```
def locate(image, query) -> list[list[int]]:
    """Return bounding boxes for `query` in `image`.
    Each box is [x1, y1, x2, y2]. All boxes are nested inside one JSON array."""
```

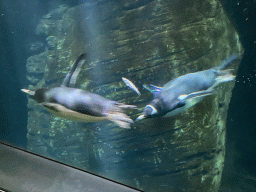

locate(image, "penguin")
[[22, 53, 137, 128], [136, 54, 240, 121]]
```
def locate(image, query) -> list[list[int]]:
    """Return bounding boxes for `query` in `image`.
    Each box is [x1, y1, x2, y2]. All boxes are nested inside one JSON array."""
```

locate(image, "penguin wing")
[[177, 89, 216, 102], [67, 102, 106, 117], [40, 102, 60, 112], [61, 53, 87, 87], [143, 84, 162, 98], [162, 89, 215, 113]]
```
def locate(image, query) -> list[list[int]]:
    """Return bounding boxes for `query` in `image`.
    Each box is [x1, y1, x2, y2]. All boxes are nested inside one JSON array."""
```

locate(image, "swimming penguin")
[[136, 54, 239, 121], [22, 53, 137, 128]]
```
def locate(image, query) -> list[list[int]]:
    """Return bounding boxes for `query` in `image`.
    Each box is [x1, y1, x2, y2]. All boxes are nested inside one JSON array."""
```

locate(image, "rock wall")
[[26, 0, 243, 191]]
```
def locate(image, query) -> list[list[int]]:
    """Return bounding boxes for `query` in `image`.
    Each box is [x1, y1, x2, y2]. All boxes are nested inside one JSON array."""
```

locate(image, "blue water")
[[0, 0, 255, 191]]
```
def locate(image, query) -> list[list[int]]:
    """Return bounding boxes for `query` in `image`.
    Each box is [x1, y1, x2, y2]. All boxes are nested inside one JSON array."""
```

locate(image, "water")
[[0, 0, 255, 191]]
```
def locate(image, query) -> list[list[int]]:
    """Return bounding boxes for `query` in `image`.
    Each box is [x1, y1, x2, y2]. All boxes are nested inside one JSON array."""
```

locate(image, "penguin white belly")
[[42, 103, 106, 122], [163, 97, 204, 117]]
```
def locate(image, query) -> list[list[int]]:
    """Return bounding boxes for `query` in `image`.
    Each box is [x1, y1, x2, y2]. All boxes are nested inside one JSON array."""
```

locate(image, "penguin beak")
[[136, 114, 145, 121], [21, 89, 35, 96]]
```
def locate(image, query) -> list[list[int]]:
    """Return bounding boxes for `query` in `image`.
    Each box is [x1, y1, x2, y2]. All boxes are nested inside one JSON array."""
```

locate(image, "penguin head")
[[21, 88, 47, 103], [136, 98, 165, 121]]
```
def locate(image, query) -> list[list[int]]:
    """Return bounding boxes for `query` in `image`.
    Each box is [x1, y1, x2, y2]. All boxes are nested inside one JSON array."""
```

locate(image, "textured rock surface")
[[25, 1, 243, 191]]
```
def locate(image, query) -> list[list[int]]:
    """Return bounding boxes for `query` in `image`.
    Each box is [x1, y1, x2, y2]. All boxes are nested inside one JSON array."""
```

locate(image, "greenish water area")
[[0, 0, 255, 191]]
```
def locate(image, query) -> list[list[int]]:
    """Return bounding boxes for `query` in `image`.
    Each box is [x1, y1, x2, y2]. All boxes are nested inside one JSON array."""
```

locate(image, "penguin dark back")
[[21, 53, 137, 129], [136, 54, 240, 121]]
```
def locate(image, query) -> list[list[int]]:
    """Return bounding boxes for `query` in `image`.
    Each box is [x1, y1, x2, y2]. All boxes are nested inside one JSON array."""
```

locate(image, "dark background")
[[219, 1, 256, 190], [0, 0, 79, 148], [0, 0, 255, 190]]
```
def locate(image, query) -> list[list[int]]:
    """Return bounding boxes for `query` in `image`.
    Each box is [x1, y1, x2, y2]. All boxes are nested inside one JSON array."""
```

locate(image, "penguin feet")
[[216, 69, 236, 83], [114, 103, 138, 109], [104, 102, 138, 128], [106, 112, 134, 129]]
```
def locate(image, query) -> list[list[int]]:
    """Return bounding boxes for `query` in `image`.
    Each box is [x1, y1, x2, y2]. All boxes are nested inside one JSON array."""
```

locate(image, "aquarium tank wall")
[[0, 0, 255, 191]]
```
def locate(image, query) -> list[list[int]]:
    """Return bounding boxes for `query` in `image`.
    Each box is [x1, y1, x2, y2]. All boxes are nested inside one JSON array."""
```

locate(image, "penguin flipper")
[[143, 84, 162, 98], [178, 89, 216, 102], [149, 84, 162, 90], [143, 84, 162, 92], [40, 102, 60, 112], [61, 53, 87, 87]]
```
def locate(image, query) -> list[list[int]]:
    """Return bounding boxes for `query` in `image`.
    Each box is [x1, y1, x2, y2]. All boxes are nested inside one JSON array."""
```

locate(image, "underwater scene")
[[0, 0, 255, 191]]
